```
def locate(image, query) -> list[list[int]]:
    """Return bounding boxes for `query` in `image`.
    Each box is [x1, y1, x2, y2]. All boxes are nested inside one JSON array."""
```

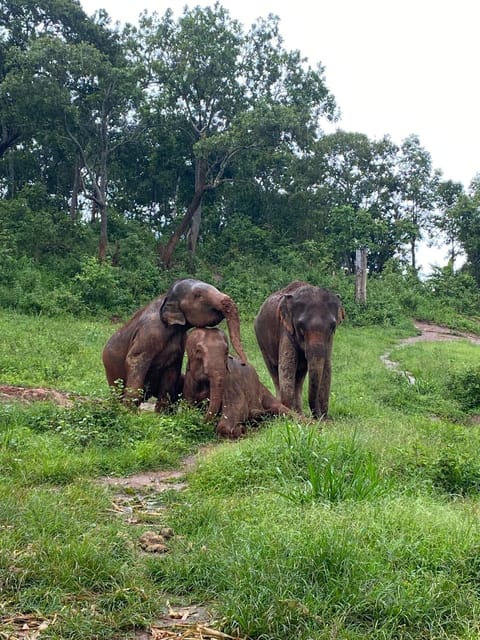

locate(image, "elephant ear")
[[337, 304, 346, 325], [160, 298, 186, 326], [279, 294, 294, 334]]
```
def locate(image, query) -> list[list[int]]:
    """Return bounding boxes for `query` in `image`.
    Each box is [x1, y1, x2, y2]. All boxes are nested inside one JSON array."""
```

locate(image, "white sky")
[[81, 0, 480, 271]]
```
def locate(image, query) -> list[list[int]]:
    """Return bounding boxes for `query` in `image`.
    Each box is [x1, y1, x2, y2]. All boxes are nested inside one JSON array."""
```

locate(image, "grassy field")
[[2, 310, 480, 639]]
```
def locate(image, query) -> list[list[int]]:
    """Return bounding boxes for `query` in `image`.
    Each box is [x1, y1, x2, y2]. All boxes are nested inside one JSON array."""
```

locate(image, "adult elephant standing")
[[102, 279, 248, 410], [254, 281, 344, 419]]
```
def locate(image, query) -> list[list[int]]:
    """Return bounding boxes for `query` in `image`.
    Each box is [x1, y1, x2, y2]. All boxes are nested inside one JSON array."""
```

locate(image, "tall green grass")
[[2, 310, 480, 638]]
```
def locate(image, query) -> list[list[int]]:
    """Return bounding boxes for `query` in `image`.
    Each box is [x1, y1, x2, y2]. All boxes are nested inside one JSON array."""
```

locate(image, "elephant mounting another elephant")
[[254, 281, 344, 419], [102, 279, 248, 410], [183, 327, 293, 439]]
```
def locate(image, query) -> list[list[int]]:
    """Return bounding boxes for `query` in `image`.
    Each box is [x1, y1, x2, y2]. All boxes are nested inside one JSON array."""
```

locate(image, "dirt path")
[[381, 320, 480, 383]]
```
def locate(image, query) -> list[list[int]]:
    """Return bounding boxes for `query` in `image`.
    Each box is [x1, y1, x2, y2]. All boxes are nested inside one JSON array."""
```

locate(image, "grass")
[[2, 310, 480, 638]]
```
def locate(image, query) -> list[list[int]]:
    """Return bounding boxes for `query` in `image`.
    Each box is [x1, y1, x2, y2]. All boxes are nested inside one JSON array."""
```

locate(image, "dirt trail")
[[381, 320, 480, 383]]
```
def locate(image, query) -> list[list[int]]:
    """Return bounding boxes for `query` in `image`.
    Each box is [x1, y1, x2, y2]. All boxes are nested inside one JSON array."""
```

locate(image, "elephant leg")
[[155, 361, 183, 412], [294, 356, 307, 413], [278, 334, 299, 410], [124, 355, 153, 406]]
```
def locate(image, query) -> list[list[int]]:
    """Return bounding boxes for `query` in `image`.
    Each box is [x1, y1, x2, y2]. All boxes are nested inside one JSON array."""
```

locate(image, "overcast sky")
[[81, 0, 480, 270]]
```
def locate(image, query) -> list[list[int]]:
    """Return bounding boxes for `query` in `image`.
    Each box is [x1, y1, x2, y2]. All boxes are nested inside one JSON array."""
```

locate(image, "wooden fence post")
[[355, 247, 367, 304]]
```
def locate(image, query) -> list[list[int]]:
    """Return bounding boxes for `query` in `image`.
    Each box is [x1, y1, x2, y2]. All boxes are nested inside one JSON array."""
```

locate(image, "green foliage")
[[424, 264, 480, 315], [431, 452, 480, 496], [2, 0, 480, 634], [448, 366, 480, 410], [73, 257, 123, 314]]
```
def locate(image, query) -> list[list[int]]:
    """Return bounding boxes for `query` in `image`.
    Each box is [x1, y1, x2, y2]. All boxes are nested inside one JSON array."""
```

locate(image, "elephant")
[[183, 327, 292, 439], [102, 279, 248, 410], [254, 281, 345, 419]]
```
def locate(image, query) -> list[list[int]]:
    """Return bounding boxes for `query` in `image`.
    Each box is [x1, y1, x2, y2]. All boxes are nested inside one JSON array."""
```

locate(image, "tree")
[[0, 0, 117, 163], [0, 1, 140, 259], [301, 131, 401, 272], [132, 3, 337, 268], [435, 179, 464, 267], [60, 41, 142, 259], [396, 135, 440, 271], [453, 175, 480, 285]]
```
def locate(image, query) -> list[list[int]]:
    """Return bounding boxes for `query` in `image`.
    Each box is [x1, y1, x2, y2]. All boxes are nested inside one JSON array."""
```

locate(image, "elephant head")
[[160, 279, 248, 363], [184, 327, 229, 420], [279, 284, 344, 418]]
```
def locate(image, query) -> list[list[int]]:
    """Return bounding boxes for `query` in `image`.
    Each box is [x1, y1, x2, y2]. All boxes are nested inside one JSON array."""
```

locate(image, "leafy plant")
[[448, 366, 480, 410], [431, 452, 480, 496], [276, 424, 389, 504]]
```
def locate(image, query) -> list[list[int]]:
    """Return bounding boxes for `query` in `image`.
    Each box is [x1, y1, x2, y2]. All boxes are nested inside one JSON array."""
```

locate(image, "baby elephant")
[[183, 328, 291, 439]]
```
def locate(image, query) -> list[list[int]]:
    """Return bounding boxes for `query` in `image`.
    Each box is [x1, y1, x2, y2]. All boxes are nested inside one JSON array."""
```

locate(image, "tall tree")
[[301, 131, 401, 272], [435, 179, 464, 267], [0, 1, 141, 259], [131, 3, 337, 268], [396, 134, 440, 270], [0, 0, 117, 162], [453, 175, 480, 285]]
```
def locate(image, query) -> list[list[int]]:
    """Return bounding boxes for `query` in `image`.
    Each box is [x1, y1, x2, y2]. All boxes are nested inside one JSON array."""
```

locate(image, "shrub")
[[448, 366, 480, 410], [431, 453, 480, 496], [73, 257, 123, 314]]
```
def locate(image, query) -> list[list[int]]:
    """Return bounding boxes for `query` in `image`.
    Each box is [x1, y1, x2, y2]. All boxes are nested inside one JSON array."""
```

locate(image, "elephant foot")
[[122, 396, 142, 410], [216, 421, 246, 439], [312, 412, 330, 422], [154, 397, 175, 413]]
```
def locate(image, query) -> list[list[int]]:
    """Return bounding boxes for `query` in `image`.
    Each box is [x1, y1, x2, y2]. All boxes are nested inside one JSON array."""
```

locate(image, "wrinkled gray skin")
[[102, 279, 247, 411], [254, 281, 345, 419], [183, 327, 291, 439]]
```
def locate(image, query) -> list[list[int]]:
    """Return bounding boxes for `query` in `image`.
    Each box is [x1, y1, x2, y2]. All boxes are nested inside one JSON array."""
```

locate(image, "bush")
[[431, 453, 480, 496], [448, 366, 480, 410], [73, 257, 124, 314]]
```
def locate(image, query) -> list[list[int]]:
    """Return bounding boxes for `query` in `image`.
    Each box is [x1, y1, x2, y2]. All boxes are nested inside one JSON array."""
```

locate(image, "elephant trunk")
[[306, 344, 327, 419], [206, 370, 225, 421], [220, 295, 248, 364]]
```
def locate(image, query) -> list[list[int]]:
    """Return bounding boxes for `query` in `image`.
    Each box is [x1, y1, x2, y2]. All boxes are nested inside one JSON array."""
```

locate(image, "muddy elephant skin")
[[254, 281, 344, 419], [183, 327, 291, 439], [102, 279, 247, 410]]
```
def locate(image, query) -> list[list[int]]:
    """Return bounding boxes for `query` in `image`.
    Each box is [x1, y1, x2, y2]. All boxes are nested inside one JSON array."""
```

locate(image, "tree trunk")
[[187, 158, 207, 260], [160, 186, 208, 269], [97, 150, 108, 262], [99, 204, 108, 262], [70, 156, 81, 221], [411, 237, 416, 271], [0, 126, 20, 159]]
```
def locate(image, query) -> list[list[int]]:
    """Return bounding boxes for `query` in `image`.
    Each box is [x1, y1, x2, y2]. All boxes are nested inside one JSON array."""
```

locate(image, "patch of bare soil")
[[97, 451, 206, 493], [98, 449, 222, 637], [0, 384, 73, 406], [402, 321, 480, 345]]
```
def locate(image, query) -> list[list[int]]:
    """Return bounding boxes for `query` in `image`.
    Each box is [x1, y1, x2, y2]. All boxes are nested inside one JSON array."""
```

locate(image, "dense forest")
[[1, 0, 480, 322]]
